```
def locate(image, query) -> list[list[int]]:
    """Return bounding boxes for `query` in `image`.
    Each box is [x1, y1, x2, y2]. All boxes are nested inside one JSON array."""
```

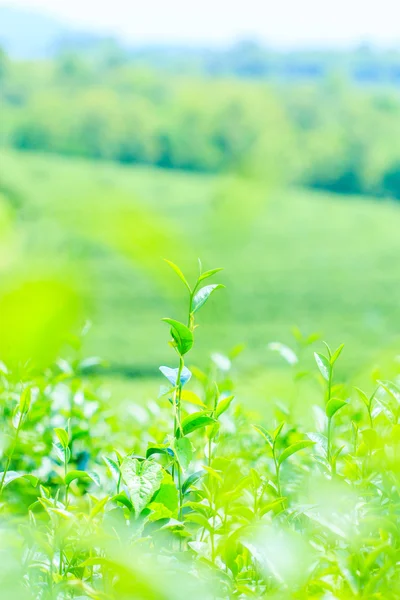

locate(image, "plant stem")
[[273, 449, 284, 510], [327, 416, 332, 467], [0, 415, 23, 496]]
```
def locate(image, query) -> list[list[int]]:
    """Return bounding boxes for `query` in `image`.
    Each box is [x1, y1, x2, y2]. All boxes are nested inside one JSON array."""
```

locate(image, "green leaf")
[[181, 412, 216, 436], [215, 395, 235, 418], [314, 352, 331, 381], [355, 387, 371, 409], [146, 443, 174, 459], [164, 259, 191, 293], [330, 343, 344, 365], [103, 457, 120, 482], [152, 471, 178, 513], [192, 284, 224, 314], [273, 422, 285, 442], [307, 432, 328, 455], [173, 437, 193, 471], [378, 380, 400, 404], [198, 268, 223, 283], [120, 458, 163, 516], [54, 428, 69, 449], [54, 442, 71, 465], [278, 441, 315, 466], [252, 425, 273, 448], [361, 428, 378, 450], [182, 470, 204, 495], [162, 318, 194, 355], [19, 387, 31, 415], [65, 470, 100, 487], [326, 398, 348, 418], [268, 342, 298, 365], [0, 471, 38, 488], [180, 390, 207, 408], [112, 492, 133, 511]]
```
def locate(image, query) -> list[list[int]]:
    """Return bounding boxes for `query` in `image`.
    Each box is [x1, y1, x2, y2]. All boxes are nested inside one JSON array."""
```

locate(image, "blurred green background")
[[0, 5, 399, 384]]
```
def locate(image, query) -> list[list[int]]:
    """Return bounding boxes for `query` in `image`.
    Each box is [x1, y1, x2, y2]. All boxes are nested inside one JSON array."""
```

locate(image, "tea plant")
[[0, 260, 399, 599]]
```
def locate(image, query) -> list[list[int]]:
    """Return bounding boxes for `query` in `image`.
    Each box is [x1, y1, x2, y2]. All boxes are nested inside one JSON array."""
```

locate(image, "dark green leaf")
[[162, 318, 193, 355], [112, 492, 133, 511], [181, 412, 216, 436], [65, 470, 99, 487], [182, 470, 204, 495], [146, 444, 174, 459]]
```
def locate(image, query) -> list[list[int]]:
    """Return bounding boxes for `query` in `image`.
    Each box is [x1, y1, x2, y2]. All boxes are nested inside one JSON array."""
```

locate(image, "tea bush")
[[1, 261, 399, 599]]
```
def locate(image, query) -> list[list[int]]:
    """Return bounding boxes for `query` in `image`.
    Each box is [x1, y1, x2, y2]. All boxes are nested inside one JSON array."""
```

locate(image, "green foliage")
[[1, 55, 400, 199], [1, 260, 399, 598], [1, 149, 399, 376]]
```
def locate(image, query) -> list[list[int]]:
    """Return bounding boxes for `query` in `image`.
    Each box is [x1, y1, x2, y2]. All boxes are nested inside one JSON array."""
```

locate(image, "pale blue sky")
[[6, 0, 400, 47]]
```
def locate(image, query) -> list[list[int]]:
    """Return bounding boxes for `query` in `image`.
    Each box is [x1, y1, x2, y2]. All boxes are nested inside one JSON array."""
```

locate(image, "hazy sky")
[[6, 0, 400, 47]]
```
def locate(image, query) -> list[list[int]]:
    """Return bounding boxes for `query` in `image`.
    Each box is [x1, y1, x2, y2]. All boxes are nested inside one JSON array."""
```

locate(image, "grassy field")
[[1, 149, 399, 381]]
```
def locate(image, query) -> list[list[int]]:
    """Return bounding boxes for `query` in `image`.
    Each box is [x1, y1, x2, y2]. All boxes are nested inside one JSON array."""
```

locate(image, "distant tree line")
[[1, 49, 399, 199]]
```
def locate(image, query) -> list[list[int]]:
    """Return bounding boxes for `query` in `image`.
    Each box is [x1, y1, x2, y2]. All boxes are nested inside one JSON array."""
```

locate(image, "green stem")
[[327, 416, 332, 467], [174, 355, 185, 540], [64, 458, 69, 507], [0, 416, 23, 496], [273, 449, 284, 510]]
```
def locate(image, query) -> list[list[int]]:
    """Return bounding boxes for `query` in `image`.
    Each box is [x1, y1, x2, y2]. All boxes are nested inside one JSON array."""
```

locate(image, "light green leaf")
[[278, 441, 315, 466], [215, 395, 235, 418], [330, 343, 344, 365], [173, 437, 193, 471], [120, 458, 163, 516], [103, 457, 120, 482], [268, 342, 298, 365], [181, 390, 207, 408], [307, 432, 328, 455], [0, 471, 38, 488], [19, 387, 31, 414], [152, 471, 178, 513], [252, 425, 273, 448], [164, 259, 191, 293], [192, 284, 224, 314], [181, 412, 216, 436], [378, 380, 400, 404], [273, 422, 285, 442], [326, 398, 348, 418], [162, 318, 193, 355], [355, 387, 371, 409], [55, 428, 69, 449], [198, 268, 223, 283], [314, 352, 331, 381]]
